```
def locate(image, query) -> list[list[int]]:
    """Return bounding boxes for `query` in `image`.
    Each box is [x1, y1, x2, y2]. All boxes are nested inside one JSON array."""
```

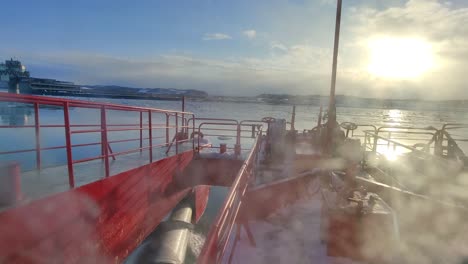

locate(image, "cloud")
[[5, 46, 334, 96], [270, 41, 288, 53], [242, 29, 257, 39], [202, 33, 232, 41], [341, 0, 468, 99], [4, 0, 468, 99]]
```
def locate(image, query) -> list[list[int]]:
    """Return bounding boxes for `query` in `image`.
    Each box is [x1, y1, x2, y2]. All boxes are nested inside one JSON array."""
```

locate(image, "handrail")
[[362, 130, 449, 167], [0, 92, 193, 115], [358, 124, 468, 160], [187, 117, 239, 126], [442, 123, 468, 130], [0, 93, 196, 191], [197, 122, 241, 155], [198, 129, 263, 264]]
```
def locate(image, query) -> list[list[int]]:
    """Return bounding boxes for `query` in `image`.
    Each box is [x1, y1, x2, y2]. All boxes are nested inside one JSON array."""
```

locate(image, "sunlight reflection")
[[388, 109, 401, 119], [376, 141, 409, 162]]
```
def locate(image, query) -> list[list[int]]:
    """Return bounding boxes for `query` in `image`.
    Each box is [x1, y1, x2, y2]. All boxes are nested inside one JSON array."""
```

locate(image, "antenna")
[[325, 0, 342, 155]]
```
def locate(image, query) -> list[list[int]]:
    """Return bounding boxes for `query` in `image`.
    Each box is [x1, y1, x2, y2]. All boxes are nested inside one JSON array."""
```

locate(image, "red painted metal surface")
[[193, 185, 210, 223], [0, 151, 197, 263], [0, 94, 217, 263], [239, 172, 320, 221], [174, 159, 244, 188], [0, 93, 194, 191], [321, 189, 395, 262], [197, 131, 263, 264], [0, 162, 22, 206], [0, 93, 274, 264]]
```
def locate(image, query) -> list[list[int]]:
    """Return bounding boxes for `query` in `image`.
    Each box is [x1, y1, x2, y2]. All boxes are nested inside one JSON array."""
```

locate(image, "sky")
[[1, 0, 468, 99]]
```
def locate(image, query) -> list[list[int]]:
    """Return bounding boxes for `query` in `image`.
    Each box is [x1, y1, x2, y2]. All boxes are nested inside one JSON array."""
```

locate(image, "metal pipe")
[[318, 105, 323, 127], [140, 111, 143, 153], [175, 113, 179, 155], [192, 114, 195, 153], [291, 105, 296, 131], [63, 102, 74, 188], [166, 114, 170, 145], [34, 102, 41, 170], [101, 106, 110, 177], [181, 96, 185, 135], [146, 199, 193, 264], [149, 110, 153, 163]]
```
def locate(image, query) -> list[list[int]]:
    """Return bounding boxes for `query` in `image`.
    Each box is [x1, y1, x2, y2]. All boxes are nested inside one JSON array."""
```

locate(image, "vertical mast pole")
[[326, 0, 342, 154]]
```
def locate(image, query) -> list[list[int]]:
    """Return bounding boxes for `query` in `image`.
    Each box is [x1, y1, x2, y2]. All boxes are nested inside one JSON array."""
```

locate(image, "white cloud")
[[242, 29, 257, 39], [319, 0, 336, 6], [341, 0, 468, 99], [202, 33, 232, 41], [8, 46, 333, 96], [270, 41, 288, 52]]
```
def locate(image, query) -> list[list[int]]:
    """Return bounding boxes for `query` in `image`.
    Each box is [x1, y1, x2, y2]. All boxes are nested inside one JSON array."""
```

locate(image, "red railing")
[[197, 127, 263, 263], [0, 93, 194, 189], [186, 117, 264, 156]]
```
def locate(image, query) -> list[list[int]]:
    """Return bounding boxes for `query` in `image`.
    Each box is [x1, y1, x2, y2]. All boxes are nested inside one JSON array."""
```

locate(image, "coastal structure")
[[0, 58, 80, 94], [0, 58, 207, 99], [0, 59, 30, 91]]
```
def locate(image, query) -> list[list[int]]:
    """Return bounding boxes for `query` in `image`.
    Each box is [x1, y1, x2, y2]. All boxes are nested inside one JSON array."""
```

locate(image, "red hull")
[[0, 151, 208, 263]]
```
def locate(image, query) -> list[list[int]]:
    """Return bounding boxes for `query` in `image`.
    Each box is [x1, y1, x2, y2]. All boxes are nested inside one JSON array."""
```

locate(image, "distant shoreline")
[[2, 88, 468, 110], [30, 90, 184, 101]]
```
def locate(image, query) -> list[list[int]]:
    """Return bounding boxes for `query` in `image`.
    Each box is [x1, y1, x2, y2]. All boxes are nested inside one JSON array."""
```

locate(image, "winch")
[[321, 187, 397, 262]]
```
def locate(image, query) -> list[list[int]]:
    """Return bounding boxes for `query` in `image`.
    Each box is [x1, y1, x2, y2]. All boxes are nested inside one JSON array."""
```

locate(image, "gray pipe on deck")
[[139, 199, 193, 264]]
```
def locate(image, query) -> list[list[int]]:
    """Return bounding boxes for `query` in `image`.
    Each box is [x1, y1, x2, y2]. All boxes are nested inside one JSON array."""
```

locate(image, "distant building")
[[0, 58, 79, 94], [0, 58, 31, 91]]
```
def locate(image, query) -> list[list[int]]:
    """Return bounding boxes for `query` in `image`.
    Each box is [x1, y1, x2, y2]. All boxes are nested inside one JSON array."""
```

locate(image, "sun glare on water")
[[367, 37, 434, 79]]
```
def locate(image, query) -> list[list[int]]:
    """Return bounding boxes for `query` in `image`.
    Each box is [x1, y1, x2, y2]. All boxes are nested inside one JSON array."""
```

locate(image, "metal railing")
[[198, 127, 263, 263], [185, 118, 264, 156], [363, 127, 436, 155], [0, 93, 194, 188], [356, 124, 468, 160]]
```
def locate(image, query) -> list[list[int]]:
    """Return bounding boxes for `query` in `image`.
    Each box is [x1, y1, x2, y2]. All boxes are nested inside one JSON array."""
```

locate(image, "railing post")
[[317, 105, 323, 127], [63, 102, 74, 188], [198, 126, 201, 154], [372, 132, 378, 153], [166, 114, 170, 146], [235, 124, 241, 156], [291, 105, 296, 131], [192, 114, 195, 152], [387, 132, 392, 149], [34, 102, 41, 170], [139, 111, 143, 153], [101, 106, 110, 177], [175, 113, 179, 154], [434, 130, 443, 156], [149, 110, 153, 163], [182, 96, 185, 134], [364, 132, 369, 151]]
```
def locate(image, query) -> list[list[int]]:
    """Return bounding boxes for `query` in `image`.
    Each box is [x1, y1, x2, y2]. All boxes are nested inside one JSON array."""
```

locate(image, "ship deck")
[[232, 192, 360, 264], [227, 140, 362, 263], [3, 143, 204, 209]]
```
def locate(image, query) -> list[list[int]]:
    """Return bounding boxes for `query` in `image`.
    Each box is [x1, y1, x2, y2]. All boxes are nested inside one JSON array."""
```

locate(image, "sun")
[[367, 37, 434, 79]]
